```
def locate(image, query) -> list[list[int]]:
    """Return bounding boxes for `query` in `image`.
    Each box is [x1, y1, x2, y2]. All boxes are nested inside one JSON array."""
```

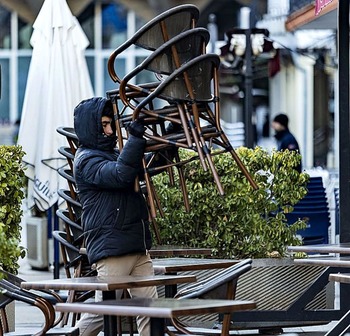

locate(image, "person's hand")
[[127, 120, 146, 138]]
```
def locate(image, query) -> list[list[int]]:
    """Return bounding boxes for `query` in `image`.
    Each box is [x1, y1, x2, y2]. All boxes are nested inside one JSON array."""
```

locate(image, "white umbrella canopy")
[[18, 0, 94, 211]]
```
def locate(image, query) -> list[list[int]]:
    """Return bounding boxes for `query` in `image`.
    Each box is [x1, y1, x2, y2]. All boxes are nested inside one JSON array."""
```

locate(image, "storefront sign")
[[315, 0, 334, 15]]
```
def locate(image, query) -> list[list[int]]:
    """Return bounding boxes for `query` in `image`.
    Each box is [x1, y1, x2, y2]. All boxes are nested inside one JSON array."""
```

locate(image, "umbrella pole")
[[48, 203, 60, 279]]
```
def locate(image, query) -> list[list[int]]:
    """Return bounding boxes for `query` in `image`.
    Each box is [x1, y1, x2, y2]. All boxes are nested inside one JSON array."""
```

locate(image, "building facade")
[[0, 0, 338, 171]]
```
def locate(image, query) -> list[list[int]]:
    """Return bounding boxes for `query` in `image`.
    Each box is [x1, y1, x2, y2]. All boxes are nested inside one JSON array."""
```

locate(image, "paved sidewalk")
[[12, 259, 350, 335]]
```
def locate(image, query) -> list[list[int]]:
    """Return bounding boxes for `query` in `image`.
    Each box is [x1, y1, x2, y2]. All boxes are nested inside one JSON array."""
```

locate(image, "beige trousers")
[[76, 253, 158, 336]]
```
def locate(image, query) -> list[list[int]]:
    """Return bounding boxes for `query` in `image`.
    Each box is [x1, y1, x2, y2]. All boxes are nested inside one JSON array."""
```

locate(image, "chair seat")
[[4, 326, 79, 336]]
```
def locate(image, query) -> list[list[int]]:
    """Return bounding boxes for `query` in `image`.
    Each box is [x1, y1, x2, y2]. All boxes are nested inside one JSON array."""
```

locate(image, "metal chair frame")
[[129, 54, 257, 216], [166, 259, 253, 335]]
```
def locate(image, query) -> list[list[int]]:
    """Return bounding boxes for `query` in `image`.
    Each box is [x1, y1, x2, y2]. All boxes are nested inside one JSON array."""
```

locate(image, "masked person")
[[272, 113, 302, 173], [73, 96, 157, 336]]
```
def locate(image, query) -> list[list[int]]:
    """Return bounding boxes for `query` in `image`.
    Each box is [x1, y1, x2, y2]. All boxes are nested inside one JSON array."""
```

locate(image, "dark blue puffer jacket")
[[73, 97, 151, 265]]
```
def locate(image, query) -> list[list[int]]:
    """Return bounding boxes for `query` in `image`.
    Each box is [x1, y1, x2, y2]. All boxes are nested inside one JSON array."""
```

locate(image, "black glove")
[[127, 120, 146, 138], [165, 121, 182, 135]]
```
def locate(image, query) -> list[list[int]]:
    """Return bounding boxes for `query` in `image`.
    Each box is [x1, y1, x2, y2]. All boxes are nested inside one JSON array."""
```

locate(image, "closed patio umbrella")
[[17, 0, 94, 277], [18, 0, 94, 212]]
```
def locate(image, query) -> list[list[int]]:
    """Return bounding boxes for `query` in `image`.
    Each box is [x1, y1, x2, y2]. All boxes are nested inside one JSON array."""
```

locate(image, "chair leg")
[[221, 313, 232, 336], [0, 308, 8, 334]]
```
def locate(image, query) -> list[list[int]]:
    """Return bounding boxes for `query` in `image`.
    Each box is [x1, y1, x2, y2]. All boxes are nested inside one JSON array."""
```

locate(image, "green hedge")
[[153, 146, 309, 259], [0, 145, 26, 274]]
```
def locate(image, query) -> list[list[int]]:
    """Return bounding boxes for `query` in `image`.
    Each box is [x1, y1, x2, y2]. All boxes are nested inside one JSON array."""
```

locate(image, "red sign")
[[315, 0, 334, 15]]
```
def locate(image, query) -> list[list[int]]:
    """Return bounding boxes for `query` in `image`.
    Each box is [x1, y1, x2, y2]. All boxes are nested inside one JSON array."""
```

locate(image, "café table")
[[79, 246, 212, 258], [325, 273, 350, 336], [55, 297, 256, 336], [288, 243, 350, 255], [21, 274, 196, 335], [152, 257, 238, 274], [152, 257, 239, 297], [288, 243, 350, 336], [288, 243, 350, 267]]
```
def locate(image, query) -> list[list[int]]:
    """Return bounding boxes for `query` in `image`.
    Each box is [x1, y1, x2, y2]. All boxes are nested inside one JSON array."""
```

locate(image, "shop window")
[[18, 18, 33, 49], [0, 59, 10, 121], [102, 3, 127, 49], [0, 6, 11, 49], [78, 4, 95, 49]]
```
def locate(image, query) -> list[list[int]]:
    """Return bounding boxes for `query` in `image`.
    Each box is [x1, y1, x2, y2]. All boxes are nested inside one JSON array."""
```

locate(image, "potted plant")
[[0, 145, 26, 331], [152, 146, 329, 331], [0, 145, 26, 276], [153, 146, 309, 258]]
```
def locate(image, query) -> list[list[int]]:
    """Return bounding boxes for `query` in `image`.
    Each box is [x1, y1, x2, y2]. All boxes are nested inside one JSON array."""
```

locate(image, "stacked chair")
[[56, 5, 258, 333], [55, 127, 96, 327], [286, 176, 331, 245], [106, 4, 257, 219], [56, 128, 134, 335], [0, 270, 79, 335]]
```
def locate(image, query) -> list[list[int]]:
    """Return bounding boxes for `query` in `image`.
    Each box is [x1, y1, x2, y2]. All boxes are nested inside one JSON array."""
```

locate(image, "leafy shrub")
[[153, 146, 309, 259], [0, 145, 26, 274]]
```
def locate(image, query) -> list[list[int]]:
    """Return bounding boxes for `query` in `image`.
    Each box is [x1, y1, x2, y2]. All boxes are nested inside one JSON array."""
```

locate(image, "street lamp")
[[221, 8, 270, 148]]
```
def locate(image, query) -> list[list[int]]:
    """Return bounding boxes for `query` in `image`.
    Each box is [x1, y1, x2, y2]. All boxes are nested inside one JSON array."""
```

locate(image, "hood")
[[74, 97, 117, 151]]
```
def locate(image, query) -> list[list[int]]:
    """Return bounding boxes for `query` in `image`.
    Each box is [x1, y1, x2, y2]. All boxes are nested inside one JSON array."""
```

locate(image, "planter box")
[[169, 258, 334, 330], [7, 301, 15, 331], [231, 258, 334, 330]]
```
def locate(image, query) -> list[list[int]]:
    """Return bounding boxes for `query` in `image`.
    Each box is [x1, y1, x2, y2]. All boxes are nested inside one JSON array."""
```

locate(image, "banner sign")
[[315, 0, 334, 15]]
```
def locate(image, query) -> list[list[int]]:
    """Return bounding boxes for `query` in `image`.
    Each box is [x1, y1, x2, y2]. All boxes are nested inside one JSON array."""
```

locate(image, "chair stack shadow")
[[286, 176, 331, 245], [106, 3, 257, 220]]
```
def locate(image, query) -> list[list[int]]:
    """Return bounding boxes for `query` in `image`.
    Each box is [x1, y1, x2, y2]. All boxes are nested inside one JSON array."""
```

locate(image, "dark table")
[[152, 257, 238, 297], [21, 274, 196, 335], [152, 257, 238, 274], [288, 243, 350, 254], [55, 297, 256, 336]]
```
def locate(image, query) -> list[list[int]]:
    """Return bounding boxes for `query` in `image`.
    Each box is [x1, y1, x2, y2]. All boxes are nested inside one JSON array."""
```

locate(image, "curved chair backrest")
[[293, 204, 329, 211], [58, 147, 75, 162], [175, 259, 252, 300], [56, 208, 83, 245], [119, 27, 210, 109], [0, 270, 79, 335], [307, 176, 323, 185], [169, 259, 253, 335], [108, 4, 200, 83], [133, 53, 221, 118], [52, 230, 93, 279], [306, 188, 326, 195], [286, 211, 330, 244], [0, 283, 54, 335], [57, 126, 79, 155], [58, 168, 75, 184], [58, 188, 82, 220], [58, 146, 75, 170], [58, 167, 77, 197]]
